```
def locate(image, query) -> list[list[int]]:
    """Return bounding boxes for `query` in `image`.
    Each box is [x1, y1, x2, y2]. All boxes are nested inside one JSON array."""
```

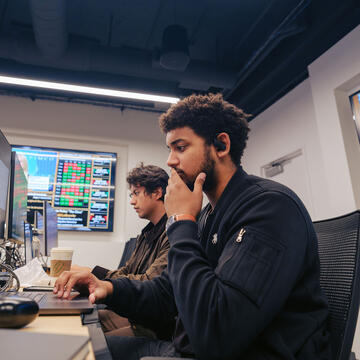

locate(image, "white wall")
[[309, 23, 360, 357], [0, 95, 169, 269], [244, 25, 360, 221], [308, 26, 360, 218], [243, 24, 360, 357], [242, 78, 328, 220]]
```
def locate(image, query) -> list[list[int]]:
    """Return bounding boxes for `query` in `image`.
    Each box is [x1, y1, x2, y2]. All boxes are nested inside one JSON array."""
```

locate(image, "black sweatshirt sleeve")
[[104, 269, 178, 325], [166, 192, 311, 359]]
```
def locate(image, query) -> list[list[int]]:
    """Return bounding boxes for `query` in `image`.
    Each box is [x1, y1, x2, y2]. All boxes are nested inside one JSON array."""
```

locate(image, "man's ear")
[[152, 187, 163, 201], [214, 132, 231, 158]]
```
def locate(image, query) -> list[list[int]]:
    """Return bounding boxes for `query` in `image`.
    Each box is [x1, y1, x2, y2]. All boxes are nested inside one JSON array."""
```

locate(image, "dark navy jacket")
[[106, 168, 331, 359]]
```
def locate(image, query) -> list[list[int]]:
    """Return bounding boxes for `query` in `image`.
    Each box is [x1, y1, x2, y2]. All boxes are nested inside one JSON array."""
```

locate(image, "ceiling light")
[[0, 75, 180, 104], [160, 25, 190, 71]]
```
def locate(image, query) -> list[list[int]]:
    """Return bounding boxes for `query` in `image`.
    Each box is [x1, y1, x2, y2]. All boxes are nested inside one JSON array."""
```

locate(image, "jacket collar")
[[142, 213, 167, 241], [210, 166, 249, 215]]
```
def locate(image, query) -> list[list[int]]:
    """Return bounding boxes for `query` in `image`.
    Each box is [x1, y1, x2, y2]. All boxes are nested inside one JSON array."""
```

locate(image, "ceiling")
[[0, 0, 359, 116]]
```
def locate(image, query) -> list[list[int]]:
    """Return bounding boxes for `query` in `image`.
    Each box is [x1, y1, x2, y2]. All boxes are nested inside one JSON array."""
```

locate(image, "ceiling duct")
[[0, 34, 236, 92], [30, 0, 68, 59], [160, 25, 190, 71]]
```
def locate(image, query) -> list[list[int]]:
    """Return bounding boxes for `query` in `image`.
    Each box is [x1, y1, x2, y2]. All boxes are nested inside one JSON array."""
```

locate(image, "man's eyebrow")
[[169, 139, 185, 146], [166, 138, 186, 149]]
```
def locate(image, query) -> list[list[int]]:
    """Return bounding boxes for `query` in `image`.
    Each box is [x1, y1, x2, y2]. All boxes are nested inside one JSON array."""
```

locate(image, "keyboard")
[[16, 291, 46, 304], [0, 290, 94, 314]]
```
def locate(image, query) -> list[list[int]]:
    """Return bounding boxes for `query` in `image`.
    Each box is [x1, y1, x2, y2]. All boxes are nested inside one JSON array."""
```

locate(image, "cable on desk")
[[0, 263, 20, 292], [0, 243, 25, 269]]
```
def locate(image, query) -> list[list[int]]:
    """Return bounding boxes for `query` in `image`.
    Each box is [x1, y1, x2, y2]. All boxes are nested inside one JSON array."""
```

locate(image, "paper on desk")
[[14, 258, 51, 287]]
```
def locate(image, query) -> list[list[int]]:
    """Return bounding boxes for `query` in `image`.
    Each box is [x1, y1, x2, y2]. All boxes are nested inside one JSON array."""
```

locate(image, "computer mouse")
[[0, 296, 39, 328]]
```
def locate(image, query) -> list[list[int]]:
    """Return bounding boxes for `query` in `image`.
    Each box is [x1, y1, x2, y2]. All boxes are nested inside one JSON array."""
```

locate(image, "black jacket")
[[106, 168, 331, 359]]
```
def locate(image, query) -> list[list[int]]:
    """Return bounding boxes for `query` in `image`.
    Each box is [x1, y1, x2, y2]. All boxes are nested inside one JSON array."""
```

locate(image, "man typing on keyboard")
[[54, 270, 112, 303]]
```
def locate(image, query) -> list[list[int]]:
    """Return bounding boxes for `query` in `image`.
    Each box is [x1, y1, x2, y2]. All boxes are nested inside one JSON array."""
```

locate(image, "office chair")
[[313, 210, 360, 360], [118, 237, 137, 268]]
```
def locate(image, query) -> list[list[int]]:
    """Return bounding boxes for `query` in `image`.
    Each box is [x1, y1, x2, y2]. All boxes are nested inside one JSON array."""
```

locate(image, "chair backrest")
[[313, 210, 360, 360], [118, 237, 137, 268]]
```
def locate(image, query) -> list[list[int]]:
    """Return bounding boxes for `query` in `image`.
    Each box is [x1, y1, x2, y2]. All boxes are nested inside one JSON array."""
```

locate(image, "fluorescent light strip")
[[0, 75, 179, 104]]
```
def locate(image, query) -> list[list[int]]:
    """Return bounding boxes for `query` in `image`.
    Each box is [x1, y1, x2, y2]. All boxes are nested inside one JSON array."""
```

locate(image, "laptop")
[[1, 291, 94, 315], [16, 224, 94, 315]]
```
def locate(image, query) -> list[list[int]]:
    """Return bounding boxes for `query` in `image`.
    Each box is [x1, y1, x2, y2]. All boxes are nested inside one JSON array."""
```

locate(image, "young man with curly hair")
[[55, 94, 331, 359]]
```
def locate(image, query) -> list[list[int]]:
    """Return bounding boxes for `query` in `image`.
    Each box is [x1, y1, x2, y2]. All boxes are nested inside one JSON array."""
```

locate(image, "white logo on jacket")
[[212, 233, 218, 244]]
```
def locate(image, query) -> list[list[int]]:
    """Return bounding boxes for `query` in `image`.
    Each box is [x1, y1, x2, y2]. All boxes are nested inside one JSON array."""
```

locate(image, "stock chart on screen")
[[12, 146, 116, 232]]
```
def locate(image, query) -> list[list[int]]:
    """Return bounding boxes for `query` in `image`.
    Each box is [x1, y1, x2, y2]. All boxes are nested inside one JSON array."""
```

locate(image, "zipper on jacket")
[[236, 228, 246, 243]]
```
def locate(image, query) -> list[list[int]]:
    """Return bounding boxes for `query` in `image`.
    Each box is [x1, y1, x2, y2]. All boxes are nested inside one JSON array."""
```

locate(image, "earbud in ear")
[[213, 138, 226, 151]]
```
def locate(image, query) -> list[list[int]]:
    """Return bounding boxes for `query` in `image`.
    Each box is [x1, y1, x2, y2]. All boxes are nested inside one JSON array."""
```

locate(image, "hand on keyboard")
[[53, 270, 114, 304]]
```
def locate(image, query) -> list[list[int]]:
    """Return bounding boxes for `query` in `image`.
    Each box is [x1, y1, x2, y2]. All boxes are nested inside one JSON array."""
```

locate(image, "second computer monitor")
[[0, 129, 11, 240], [44, 201, 58, 256], [8, 152, 28, 242], [35, 210, 46, 256], [24, 222, 33, 264]]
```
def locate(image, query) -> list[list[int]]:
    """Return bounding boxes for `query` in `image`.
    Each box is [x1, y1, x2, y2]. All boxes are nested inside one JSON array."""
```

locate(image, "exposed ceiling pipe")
[[0, 33, 236, 91], [29, 0, 67, 59], [226, 0, 311, 99]]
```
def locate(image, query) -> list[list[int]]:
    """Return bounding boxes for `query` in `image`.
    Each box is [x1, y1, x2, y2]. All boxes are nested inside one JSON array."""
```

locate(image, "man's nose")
[[130, 197, 136, 205], [167, 151, 179, 167]]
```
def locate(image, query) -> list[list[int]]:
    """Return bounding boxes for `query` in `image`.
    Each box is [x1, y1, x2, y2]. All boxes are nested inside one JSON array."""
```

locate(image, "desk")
[[20, 315, 95, 360]]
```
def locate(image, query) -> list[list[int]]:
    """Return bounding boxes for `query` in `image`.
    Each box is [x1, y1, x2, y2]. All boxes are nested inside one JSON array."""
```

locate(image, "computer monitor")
[[44, 201, 58, 256], [24, 222, 33, 264], [7, 152, 28, 242], [12, 145, 116, 232], [34, 209, 46, 256], [0, 130, 11, 240]]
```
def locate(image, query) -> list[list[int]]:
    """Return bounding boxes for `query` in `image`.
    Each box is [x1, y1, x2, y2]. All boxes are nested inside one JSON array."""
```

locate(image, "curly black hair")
[[127, 163, 169, 201], [159, 93, 251, 164]]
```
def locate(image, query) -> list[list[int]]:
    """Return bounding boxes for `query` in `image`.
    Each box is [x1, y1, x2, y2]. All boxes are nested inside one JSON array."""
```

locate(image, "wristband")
[[166, 214, 196, 231]]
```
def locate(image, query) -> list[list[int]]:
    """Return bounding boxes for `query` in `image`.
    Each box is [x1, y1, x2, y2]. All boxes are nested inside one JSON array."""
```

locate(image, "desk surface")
[[22, 315, 88, 336], [21, 315, 95, 359]]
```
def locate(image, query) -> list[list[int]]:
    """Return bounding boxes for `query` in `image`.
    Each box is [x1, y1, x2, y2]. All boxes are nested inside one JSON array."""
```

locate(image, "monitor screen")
[[35, 210, 46, 256], [0, 130, 11, 240], [24, 222, 33, 264], [350, 90, 360, 142], [12, 146, 116, 232], [44, 201, 58, 256], [7, 152, 28, 242]]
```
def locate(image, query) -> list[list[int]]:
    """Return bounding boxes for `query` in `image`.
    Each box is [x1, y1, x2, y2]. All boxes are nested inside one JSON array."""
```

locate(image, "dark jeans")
[[105, 335, 182, 360]]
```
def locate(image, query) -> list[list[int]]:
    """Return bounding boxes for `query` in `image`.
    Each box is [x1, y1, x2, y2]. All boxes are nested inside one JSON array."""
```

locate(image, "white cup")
[[50, 247, 74, 278]]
